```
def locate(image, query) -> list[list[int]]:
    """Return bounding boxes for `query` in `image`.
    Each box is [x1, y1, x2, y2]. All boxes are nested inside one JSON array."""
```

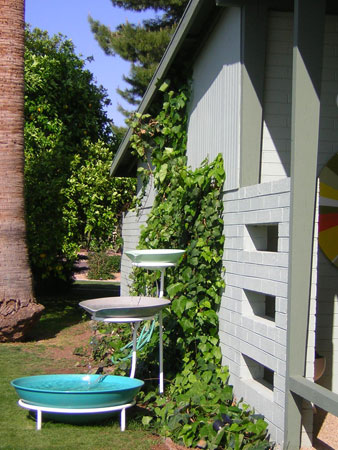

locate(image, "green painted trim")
[[240, 1, 267, 187], [284, 0, 325, 447], [289, 376, 338, 417]]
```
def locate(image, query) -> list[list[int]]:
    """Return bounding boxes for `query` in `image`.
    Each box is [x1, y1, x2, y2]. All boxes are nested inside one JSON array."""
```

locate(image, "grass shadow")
[[72, 280, 120, 299]]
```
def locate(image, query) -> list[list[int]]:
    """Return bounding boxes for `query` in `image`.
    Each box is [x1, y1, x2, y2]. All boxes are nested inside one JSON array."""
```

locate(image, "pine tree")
[[89, 0, 189, 115]]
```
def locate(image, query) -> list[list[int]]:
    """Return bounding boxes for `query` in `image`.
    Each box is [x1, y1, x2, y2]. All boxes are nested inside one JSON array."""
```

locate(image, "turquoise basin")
[[11, 374, 144, 409], [125, 249, 185, 266]]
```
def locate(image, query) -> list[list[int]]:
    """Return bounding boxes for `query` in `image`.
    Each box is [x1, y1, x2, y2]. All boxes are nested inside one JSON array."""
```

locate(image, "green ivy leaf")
[[167, 282, 184, 297], [158, 163, 168, 183], [159, 80, 170, 92], [142, 416, 153, 426]]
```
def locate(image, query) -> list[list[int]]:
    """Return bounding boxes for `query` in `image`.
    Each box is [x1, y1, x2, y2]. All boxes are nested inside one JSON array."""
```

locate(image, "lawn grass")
[[0, 283, 161, 450]]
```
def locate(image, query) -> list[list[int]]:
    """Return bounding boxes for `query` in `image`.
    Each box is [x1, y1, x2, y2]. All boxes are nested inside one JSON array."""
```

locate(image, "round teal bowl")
[[11, 374, 144, 409]]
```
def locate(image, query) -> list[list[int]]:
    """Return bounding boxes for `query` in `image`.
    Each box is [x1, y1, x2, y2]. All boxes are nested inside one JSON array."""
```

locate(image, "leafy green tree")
[[24, 27, 135, 289], [89, 0, 189, 113], [63, 139, 134, 252]]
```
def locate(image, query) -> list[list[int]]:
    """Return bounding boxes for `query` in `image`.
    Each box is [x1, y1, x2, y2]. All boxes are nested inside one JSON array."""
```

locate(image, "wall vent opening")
[[265, 294, 276, 320], [245, 224, 278, 252], [244, 290, 276, 322], [242, 355, 274, 391]]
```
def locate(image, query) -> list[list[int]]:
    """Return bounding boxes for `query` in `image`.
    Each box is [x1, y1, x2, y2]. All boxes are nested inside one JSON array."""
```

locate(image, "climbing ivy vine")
[[129, 84, 225, 375], [122, 84, 272, 449]]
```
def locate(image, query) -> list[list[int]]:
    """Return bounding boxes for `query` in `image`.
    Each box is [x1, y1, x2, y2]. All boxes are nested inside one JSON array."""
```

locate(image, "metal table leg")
[[37, 409, 42, 430], [121, 407, 126, 431], [129, 316, 164, 393], [159, 311, 164, 394]]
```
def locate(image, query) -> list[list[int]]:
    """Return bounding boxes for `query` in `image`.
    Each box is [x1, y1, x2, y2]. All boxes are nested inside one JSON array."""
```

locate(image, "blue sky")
[[25, 0, 155, 127]]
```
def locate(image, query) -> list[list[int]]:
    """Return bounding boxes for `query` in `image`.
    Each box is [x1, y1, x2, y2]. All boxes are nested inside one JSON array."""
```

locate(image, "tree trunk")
[[0, 0, 44, 341]]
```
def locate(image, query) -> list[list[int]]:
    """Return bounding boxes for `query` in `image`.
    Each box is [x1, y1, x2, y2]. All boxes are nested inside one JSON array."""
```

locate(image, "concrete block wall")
[[260, 12, 292, 184], [255, 10, 338, 442], [219, 177, 317, 446], [219, 178, 291, 444], [261, 11, 338, 177]]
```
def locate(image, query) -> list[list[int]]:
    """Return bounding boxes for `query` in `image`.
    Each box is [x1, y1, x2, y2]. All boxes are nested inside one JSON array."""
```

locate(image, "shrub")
[[87, 252, 121, 280]]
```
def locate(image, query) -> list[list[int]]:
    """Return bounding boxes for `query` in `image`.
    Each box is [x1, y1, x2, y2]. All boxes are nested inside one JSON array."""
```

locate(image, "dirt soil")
[[302, 407, 338, 450], [38, 321, 93, 374]]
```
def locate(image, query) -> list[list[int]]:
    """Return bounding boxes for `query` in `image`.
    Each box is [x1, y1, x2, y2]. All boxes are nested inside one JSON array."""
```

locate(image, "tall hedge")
[[24, 27, 135, 289]]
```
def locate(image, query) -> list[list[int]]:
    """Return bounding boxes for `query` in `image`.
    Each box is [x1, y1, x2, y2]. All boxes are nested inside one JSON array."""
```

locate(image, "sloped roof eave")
[[110, 0, 215, 177]]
